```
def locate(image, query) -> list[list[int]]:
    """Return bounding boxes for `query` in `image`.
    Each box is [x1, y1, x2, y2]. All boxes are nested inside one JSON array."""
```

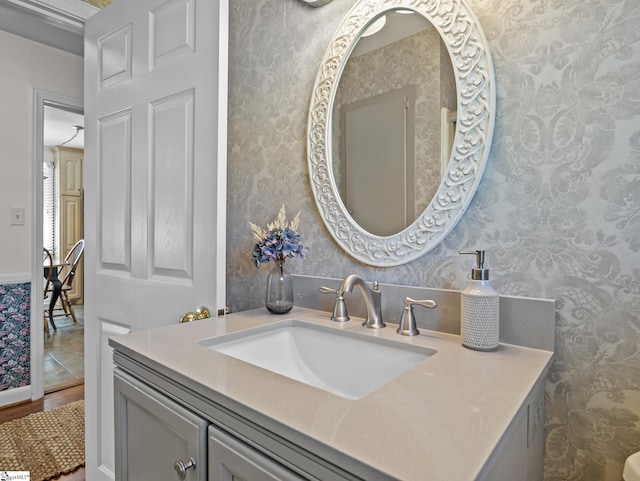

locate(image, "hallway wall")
[[0, 29, 83, 404], [0, 29, 83, 275]]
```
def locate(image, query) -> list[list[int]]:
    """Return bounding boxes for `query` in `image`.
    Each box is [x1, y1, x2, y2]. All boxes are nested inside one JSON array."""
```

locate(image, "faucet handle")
[[320, 286, 350, 323], [397, 297, 437, 336], [320, 286, 338, 295], [406, 297, 437, 310]]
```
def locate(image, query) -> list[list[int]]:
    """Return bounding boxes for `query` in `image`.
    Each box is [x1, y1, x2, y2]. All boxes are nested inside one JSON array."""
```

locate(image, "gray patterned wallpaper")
[[226, 1, 640, 480]]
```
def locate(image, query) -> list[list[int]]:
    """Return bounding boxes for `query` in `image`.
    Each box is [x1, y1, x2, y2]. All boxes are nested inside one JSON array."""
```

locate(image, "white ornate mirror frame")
[[307, 0, 496, 267], [300, 0, 334, 6]]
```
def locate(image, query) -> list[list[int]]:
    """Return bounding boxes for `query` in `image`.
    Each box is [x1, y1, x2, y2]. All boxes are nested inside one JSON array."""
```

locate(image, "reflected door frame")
[[340, 86, 416, 236], [31, 89, 84, 403]]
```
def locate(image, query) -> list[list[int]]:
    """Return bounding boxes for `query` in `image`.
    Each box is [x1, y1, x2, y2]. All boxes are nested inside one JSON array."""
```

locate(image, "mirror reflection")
[[331, 10, 456, 237]]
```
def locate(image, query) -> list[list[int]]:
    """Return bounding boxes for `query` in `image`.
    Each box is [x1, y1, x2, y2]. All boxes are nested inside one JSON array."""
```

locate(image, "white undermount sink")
[[198, 319, 436, 400]]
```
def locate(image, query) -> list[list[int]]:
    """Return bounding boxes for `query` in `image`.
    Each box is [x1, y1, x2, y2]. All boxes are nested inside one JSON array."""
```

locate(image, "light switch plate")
[[11, 208, 25, 225]]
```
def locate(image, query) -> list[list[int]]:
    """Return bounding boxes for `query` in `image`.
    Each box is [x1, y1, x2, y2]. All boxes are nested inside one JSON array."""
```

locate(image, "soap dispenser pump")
[[459, 250, 499, 351]]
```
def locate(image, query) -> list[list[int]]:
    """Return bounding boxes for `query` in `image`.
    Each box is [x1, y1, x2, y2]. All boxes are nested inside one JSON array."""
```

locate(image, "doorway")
[[33, 90, 85, 398], [42, 105, 85, 392]]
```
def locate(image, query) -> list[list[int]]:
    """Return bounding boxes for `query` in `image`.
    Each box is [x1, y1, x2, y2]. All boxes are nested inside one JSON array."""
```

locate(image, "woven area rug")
[[0, 400, 85, 480]]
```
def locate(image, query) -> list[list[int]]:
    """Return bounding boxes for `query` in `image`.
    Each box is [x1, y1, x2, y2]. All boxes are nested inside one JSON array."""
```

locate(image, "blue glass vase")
[[265, 260, 293, 314]]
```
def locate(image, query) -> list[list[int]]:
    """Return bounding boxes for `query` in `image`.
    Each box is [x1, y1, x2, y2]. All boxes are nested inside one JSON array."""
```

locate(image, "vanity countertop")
[[109, 307, 554, 481]]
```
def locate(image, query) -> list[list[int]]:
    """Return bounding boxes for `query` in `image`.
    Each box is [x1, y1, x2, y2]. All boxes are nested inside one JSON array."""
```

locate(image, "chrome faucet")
[[319, 286, 349, 322], [397, 297, 437, 336], [338, 274, 386, 329]]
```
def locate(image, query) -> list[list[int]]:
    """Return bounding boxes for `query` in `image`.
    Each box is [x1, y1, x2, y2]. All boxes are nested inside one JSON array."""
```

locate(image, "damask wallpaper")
[[226, 1, 640, 480], [0, 283, 30, 391]]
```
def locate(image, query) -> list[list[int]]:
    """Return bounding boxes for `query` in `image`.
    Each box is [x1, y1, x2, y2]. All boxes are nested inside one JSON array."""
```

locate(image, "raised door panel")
[[61, 197, 82, 252], [208, 427, 304, 481], [53, 146, 83, 197], [98, 111, 132, 272], [61, 196, 83, 302], [115, 369, 207, 481], [57, 147, 83, 197], [150, 91, 194, 279], [150, 0, 195, 69], [99, 24, 132, 89]]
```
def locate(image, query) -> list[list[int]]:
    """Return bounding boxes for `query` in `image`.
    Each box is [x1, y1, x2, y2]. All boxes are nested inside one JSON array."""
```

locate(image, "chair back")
[[43, 248, 54, 297], [60, 239, 85, 289]]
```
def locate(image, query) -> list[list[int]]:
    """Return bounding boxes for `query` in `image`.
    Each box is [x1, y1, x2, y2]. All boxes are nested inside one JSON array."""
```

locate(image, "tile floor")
[[43, 305, 84, 391]]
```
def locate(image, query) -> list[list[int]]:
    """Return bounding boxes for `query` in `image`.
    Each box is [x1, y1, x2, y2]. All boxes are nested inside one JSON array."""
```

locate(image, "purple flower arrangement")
[[250, 205, 309, 268]]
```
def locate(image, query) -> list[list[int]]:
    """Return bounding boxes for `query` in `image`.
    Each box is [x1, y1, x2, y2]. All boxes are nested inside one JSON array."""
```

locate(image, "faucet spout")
[[338, 275, 386, 329]]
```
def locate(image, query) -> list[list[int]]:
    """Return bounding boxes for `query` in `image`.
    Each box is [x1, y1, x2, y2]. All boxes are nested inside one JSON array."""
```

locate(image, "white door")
[[342, 88, 414, 236], [83, 0, 228, 479]]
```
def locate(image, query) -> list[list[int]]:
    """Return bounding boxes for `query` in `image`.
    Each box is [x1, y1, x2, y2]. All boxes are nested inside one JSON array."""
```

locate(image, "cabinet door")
[[55, 146, 84, 303], [60, 195, 83, 302], [209, 426, 305, 481], [57, 147, 83, 196], [115, 370, 208, 481]]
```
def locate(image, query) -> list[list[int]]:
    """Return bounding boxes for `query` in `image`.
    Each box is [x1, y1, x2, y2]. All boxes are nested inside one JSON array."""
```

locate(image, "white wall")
[[0, 29, 83, 274]]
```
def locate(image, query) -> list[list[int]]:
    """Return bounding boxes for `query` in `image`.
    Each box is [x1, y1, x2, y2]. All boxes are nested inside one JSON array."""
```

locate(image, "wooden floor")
[[0, 383, 86, 480]]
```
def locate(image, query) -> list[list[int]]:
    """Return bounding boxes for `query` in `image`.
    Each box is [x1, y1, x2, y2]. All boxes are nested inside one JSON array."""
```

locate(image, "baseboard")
[[0, 385, 31, 408], [45, 378, 84, 395]]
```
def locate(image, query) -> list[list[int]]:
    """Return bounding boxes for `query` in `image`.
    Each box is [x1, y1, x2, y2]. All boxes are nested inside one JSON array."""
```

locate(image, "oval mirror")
[[307, 0, 496, 266], [332, 10, 455, 237]]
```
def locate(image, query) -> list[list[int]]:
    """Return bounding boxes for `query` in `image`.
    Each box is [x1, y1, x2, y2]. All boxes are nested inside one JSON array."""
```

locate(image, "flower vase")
[[265, 260, 293, 314]]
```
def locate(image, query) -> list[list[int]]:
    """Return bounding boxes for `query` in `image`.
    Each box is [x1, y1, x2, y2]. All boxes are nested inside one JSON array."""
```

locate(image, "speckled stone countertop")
[[110, 307, 554, 481]]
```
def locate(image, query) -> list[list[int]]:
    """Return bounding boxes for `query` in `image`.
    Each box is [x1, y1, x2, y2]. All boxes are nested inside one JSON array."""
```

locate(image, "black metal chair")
[[43, 247, 54, 337]]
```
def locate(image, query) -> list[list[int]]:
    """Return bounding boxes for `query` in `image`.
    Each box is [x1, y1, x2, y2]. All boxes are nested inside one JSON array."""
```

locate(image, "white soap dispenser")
[[459, 250, 499, 351]]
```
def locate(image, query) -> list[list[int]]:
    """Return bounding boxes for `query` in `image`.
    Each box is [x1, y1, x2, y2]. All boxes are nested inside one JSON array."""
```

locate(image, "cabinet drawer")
[[115, 369, 208, 481], [209, 425, 305, 481]]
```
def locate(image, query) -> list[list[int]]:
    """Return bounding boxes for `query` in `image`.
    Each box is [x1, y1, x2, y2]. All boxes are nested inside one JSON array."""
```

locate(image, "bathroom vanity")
[[110, 307, 553, 481]]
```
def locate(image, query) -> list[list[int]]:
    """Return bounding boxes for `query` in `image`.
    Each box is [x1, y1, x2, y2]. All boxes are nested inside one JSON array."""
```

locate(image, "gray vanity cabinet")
[[208, 426, 304, 481], [114, 370, 208, 481], [112, 329, 549, 481], [115, 368, 307, 481]]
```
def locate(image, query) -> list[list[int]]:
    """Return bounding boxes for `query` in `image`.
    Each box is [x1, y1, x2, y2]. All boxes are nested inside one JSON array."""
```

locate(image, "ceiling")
[[44, 106, 84, 149], [0, 0, 100, 55]]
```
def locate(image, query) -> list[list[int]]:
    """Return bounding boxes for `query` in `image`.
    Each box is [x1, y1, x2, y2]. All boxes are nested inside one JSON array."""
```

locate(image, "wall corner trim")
[[0, 273, 31, 284]]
